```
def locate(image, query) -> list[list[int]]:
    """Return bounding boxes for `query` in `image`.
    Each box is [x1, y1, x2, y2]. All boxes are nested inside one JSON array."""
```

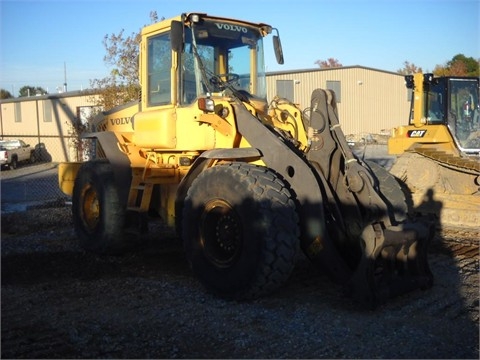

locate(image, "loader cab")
[[175, 15, 270, 104], [140, 13, 281, 109], [134, 13, 283, 150]]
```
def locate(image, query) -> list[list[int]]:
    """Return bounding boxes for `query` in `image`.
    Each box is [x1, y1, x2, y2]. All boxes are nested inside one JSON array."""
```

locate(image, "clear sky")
[[1, 0, 479, 96]]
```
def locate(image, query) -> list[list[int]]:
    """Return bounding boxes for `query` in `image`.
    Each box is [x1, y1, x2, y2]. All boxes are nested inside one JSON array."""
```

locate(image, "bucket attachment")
[[304, 88, 434, 308], [347, 221, 434, 308]]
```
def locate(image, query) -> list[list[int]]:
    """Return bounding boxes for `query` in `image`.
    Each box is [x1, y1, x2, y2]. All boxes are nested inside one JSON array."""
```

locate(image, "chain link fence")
[[0, 135, 86, 213], [1, 132, 396, 214]]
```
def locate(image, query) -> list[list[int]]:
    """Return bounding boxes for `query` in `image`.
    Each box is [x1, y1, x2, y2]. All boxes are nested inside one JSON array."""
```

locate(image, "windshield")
[[447, 78, 480, 152], [180, 19, 267, 104]]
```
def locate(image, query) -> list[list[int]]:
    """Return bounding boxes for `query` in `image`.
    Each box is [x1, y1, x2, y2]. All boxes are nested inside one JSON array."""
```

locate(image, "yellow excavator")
[[388, 73, 479, 228], [58, 13, 433, 307]]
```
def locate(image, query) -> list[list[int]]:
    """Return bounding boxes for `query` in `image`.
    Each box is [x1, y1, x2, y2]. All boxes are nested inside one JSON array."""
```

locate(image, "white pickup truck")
[[0, 139, 35, 169]]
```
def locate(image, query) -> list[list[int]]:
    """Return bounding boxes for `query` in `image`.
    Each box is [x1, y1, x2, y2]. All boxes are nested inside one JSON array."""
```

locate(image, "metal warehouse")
[[0, 91, 100, 163], [0, 66, 409, 163], [267, 66, 409, 136]]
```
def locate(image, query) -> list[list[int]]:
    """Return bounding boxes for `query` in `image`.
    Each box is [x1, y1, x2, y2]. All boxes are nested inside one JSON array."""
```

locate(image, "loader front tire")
[[182, 162, 299, 300], [72, 160, 128, 254], [366, 160, 408, 222]]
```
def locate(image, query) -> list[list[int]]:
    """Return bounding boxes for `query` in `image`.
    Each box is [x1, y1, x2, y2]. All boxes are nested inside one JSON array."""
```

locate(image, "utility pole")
[[63, 62, 68, 93]]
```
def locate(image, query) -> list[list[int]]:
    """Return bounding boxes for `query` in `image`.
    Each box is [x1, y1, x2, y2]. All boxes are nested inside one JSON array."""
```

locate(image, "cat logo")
[[407, 130, 427, 138]]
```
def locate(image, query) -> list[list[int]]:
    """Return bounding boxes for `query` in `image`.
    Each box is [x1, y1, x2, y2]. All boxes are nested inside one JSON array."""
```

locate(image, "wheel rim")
[[200, 199, 242, 268], [81, 184, 100, 232]]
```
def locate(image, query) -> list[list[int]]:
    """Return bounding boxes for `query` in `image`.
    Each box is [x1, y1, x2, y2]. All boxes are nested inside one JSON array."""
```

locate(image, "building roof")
[[0, 89, 96, 104], [266, 65, 403, 77]]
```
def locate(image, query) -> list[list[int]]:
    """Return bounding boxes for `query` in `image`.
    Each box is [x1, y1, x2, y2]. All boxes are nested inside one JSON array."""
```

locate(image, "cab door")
[[133, 30, 177, 149]]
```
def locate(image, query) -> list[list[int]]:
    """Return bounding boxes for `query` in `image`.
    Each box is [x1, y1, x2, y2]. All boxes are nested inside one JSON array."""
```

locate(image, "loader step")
[[127, 206, 146, 213], [127, 182, 154, 212]]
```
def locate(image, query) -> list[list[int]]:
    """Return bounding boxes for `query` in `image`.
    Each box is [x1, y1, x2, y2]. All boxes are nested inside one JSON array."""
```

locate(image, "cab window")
[[147, 32, 172, 106]]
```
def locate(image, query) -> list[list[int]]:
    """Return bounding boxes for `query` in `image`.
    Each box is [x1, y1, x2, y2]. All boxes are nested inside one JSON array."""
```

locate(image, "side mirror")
[[405, 75, 414, 89], [272, 28, 284, 65], [171, 20, 184, 53]]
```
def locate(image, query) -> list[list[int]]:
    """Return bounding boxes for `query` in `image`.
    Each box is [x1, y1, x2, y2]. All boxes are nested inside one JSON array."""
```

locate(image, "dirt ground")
[[1, 206, 479, 359]]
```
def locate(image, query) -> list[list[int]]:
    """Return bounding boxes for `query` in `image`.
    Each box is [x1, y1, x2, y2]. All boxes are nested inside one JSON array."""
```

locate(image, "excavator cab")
[[412, 75, 480, 153], [389, 73, 480, 228], [445, 78, 479, 151], [397, 74, 480, 155]]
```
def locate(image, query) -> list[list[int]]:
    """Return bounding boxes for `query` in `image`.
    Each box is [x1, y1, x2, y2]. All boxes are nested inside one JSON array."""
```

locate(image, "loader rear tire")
[[182, 162, 299, 300], [72, 159, 128, 254]]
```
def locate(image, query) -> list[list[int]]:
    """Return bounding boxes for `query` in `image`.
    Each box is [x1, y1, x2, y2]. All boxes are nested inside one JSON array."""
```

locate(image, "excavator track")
[[413, 147, 480, 174], [389, 150, 480, 229]]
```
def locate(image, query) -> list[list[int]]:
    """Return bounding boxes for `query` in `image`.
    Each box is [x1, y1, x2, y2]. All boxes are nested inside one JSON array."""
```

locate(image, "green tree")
[[448, 54, 479, 76], [0, 89, 13, 99], [433, 54, 479, 76], [18, 86, 47, 97]]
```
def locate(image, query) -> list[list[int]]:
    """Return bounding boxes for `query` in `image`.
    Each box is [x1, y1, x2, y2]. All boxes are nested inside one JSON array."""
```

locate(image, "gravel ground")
[[1, 206, 479, 359]]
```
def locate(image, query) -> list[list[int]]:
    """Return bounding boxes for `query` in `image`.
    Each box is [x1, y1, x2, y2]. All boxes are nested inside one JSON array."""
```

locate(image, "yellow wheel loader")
[[59, 13, 433, 307], [388, 73, 479, 228]]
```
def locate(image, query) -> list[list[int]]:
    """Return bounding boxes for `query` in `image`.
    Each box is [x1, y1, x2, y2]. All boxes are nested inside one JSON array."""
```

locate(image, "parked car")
[[0, 139, 35, 169]]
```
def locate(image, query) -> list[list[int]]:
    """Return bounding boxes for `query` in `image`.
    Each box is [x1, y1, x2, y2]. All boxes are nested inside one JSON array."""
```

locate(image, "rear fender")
[[58, 162, 82, 196], [82, 132, 132, 206]]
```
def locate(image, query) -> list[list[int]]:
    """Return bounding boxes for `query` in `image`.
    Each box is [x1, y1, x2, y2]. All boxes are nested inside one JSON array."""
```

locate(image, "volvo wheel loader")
[[58, 13, 433, 308], [388, 73, 479, 228]]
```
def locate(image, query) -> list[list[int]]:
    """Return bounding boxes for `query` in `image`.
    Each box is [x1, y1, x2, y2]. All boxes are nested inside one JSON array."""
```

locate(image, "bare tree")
[[396, 61, 423, 75], [314, 58, 343, 68], [89, 11, 161, 110]]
